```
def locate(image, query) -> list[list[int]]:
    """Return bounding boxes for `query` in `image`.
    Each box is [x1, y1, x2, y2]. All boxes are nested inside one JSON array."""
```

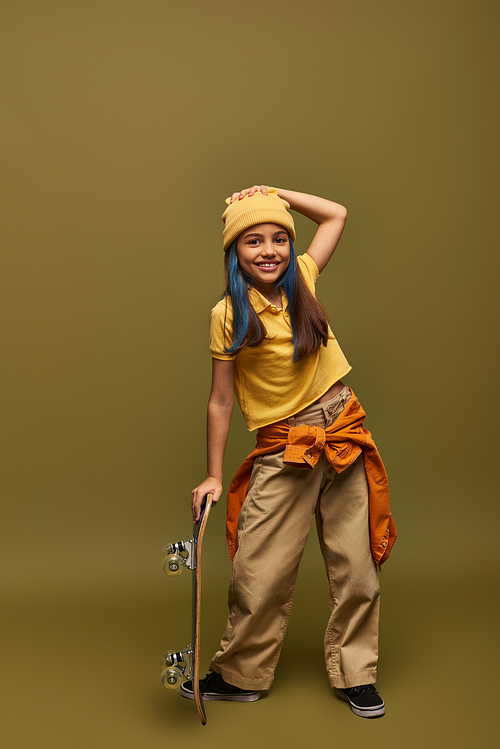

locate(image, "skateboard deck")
[[160, 493, 213, 725]]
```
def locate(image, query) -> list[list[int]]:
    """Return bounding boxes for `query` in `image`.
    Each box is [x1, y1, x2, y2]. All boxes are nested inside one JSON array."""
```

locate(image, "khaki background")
[[1, 0, 498, 747]]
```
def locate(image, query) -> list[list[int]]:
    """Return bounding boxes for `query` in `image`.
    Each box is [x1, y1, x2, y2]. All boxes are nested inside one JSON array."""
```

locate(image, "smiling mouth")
[[256, 262, 280, 268]]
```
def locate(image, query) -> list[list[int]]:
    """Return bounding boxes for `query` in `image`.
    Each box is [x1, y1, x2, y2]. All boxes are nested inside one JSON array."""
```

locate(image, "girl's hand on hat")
[[230, 185, 270, 203]]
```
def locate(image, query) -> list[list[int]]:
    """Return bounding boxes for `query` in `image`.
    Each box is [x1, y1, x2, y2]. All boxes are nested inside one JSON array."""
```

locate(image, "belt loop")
[[288, 414, 296, 426]]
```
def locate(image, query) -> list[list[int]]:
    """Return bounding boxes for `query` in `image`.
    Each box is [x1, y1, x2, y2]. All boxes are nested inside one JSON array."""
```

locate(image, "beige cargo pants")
[[210, 385, 381, 690]]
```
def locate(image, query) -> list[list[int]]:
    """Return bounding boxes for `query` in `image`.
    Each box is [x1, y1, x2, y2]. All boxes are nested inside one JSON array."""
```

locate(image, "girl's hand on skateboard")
[[192, 478, 222, 523]]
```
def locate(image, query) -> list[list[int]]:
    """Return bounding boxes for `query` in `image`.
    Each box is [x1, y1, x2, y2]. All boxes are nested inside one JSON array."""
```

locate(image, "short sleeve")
[[209, 299, 236, 360], [297, 253, 319, 293]]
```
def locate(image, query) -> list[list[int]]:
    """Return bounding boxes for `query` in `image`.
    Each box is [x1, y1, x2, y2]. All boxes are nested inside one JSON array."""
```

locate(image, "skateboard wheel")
[[160, 544, 170, 560], [159, 650, 184, 669], [159, 650, 173, 669], [163, 553, 184, 576], [161, 666, 184, 689]]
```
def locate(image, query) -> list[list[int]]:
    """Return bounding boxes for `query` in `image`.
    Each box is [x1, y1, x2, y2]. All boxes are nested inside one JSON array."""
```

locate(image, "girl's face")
[[236, 223, 290, 290]]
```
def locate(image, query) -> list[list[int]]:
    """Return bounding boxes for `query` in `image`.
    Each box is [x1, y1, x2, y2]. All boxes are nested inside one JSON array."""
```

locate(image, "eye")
[[275, 236, 287, 244], [247, 238, 260, 246]]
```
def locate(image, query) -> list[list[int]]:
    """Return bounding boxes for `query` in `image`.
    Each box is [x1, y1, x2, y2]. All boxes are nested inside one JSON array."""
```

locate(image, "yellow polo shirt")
[[209, 253, 351, 431]]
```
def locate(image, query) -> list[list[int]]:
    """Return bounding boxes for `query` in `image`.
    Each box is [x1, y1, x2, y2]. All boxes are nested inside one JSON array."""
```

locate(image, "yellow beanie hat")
[[222, 187, 296, 251]]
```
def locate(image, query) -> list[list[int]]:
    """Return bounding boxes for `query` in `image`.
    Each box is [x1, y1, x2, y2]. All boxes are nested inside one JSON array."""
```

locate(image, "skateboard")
[[160, 493, 213, 725]]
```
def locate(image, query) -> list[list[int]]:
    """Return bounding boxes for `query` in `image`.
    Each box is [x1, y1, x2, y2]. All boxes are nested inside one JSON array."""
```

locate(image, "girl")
[[185, 185, 396, 719]]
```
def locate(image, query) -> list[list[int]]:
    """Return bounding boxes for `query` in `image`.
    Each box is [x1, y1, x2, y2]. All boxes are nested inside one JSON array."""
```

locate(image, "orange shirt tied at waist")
[[226, 389, 397, 570]]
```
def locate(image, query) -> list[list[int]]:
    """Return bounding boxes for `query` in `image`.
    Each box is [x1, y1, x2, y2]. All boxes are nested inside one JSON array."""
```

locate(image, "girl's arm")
[[277, 188, 347, 273], [230, 185, 347, 273], [191, 358, 234, 522]]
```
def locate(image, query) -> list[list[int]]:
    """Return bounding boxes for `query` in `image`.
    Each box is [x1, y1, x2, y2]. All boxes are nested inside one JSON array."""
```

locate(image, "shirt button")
[[306, 453, 313, 459], [382, 542, 387, 548]]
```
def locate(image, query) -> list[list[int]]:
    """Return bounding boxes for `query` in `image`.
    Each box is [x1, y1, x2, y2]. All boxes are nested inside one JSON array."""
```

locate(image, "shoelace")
[[200, 671, 221, 689], [346, 684, 377, 696]]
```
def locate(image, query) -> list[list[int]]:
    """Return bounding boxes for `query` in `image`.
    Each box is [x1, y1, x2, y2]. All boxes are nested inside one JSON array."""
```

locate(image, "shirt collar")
[[248, 286, 289, 314]]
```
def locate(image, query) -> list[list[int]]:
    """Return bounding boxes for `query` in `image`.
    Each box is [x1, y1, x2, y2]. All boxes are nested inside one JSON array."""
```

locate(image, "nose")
[[260, 240, 276, 256]]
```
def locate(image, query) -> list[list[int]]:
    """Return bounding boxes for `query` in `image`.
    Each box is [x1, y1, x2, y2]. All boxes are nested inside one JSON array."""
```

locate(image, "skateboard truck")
[[162, 538, 195, 575], [160, 493, 213, 724], [160, 647, 193, 689]]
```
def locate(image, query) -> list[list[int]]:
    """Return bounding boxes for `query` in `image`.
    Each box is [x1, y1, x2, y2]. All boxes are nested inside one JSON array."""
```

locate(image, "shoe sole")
[[180, 684, 260, 702], [336, 689, 385, 718]]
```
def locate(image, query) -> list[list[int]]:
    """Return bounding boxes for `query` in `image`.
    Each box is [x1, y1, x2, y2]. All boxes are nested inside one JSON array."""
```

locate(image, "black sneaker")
[[336, 684, 385, 718], [180, 671, 261, 702]]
